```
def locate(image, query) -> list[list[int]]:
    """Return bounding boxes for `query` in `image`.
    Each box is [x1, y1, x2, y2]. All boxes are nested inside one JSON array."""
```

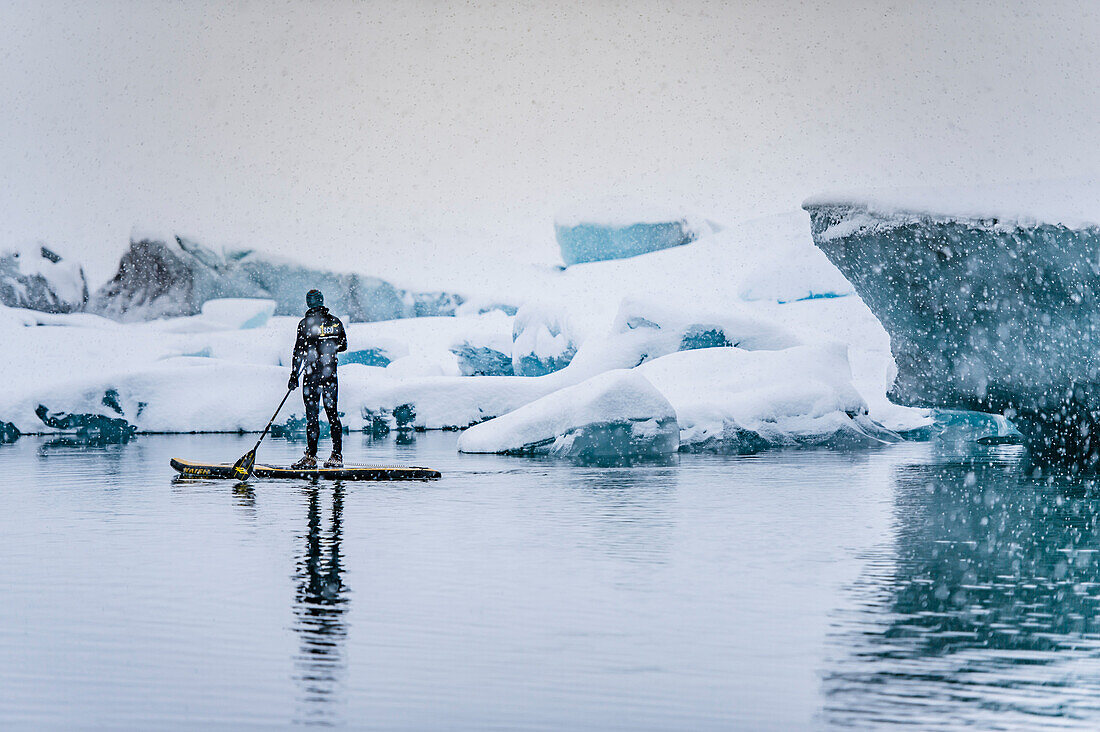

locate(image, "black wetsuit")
[[291, 306, 348, 456]]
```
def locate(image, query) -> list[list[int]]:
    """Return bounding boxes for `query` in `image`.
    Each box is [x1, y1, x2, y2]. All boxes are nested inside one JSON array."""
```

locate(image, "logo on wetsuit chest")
[[309, 323, 340, 338]]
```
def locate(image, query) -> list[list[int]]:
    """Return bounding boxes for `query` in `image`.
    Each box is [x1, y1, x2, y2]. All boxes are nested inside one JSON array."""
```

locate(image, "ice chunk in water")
[[639, 344, 900, 453], [457, 369, 679, 462]]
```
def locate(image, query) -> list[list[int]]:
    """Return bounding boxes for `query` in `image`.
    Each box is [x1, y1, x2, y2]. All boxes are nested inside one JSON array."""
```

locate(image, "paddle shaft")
[[251, 387, 294, 451]]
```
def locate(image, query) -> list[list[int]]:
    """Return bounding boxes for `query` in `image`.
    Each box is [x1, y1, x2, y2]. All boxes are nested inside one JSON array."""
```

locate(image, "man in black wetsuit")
[[288, 289, 348, 468]]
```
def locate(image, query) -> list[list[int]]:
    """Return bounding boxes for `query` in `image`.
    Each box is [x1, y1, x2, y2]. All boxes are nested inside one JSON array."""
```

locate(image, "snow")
[[804, 178, 1100, 234], [456, 369, 678, 459], [199, 298, 276, 329], [555, 197, 708, 228]]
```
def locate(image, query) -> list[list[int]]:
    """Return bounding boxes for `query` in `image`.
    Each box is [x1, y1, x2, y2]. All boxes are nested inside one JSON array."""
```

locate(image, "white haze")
[[3, 0, 1100, 286]]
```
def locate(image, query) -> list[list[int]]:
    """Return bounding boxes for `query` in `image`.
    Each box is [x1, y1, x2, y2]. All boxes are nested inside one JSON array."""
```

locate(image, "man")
[[288, 289, 347, 468]]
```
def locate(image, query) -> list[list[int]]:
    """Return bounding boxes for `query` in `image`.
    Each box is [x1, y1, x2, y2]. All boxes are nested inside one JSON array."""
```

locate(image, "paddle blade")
[[232, 448, 257, 481]]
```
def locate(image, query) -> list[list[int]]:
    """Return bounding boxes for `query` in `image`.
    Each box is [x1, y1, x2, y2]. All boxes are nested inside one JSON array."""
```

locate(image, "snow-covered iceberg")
[[457, 342, 895, 460], [804, 182, 1100, 464], [457, 369, 679, 461], [555, 198, 713, 266], [640, 344, 900, 452], [1, 245, 88, 313]]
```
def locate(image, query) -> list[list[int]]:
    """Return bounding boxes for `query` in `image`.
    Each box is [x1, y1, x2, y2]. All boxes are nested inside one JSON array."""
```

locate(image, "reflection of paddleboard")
[[170, 458, 441, 481]]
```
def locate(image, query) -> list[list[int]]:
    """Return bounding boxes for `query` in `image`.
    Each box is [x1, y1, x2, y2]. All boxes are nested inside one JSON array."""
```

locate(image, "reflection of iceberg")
[[805, 184, 1100, 465], [824, 457, 1100, 726], [458, 369, 679, 462]]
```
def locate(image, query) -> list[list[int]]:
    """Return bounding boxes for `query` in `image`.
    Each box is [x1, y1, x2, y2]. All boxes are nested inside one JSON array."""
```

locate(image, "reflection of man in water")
[[288, 289, 347, 469], [294, 485, 348, 725]]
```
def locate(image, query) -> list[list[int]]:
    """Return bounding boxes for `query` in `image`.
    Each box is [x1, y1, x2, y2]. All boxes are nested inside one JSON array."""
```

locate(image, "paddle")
[[232, 387, 294, 481]]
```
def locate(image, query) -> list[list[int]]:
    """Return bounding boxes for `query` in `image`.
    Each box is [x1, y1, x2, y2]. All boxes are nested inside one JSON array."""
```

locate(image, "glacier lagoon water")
[[2, 433, 1100, 729]]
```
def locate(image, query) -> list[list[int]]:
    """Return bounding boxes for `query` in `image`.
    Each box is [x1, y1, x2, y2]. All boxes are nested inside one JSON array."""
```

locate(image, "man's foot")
[[291, 453, 317, 469], [323, 452, 343, 468]]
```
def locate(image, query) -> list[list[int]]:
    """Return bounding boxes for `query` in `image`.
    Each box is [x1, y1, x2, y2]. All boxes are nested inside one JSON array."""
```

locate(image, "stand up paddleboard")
[[171, 458, 441, 481]]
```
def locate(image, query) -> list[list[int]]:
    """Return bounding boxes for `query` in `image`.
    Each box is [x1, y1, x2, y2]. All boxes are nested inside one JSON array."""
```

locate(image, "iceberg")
[[1, 245, 88, 313], [639, 344, 900, 453], [804, 182, 1100, 465], [235, 252, 407, 322], [87, 231, 468, 323], [457, 369, 679, 462], [87, 234, 269, 321], [554, 198, 714, 266]]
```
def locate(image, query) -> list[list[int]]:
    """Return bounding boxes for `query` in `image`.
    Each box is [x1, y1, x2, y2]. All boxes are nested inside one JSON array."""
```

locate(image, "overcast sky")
[[3, 0, 1100, 283]]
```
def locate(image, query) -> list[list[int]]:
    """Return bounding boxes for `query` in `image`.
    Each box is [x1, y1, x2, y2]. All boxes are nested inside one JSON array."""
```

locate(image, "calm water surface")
[[1, 433, 1099, 729]]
